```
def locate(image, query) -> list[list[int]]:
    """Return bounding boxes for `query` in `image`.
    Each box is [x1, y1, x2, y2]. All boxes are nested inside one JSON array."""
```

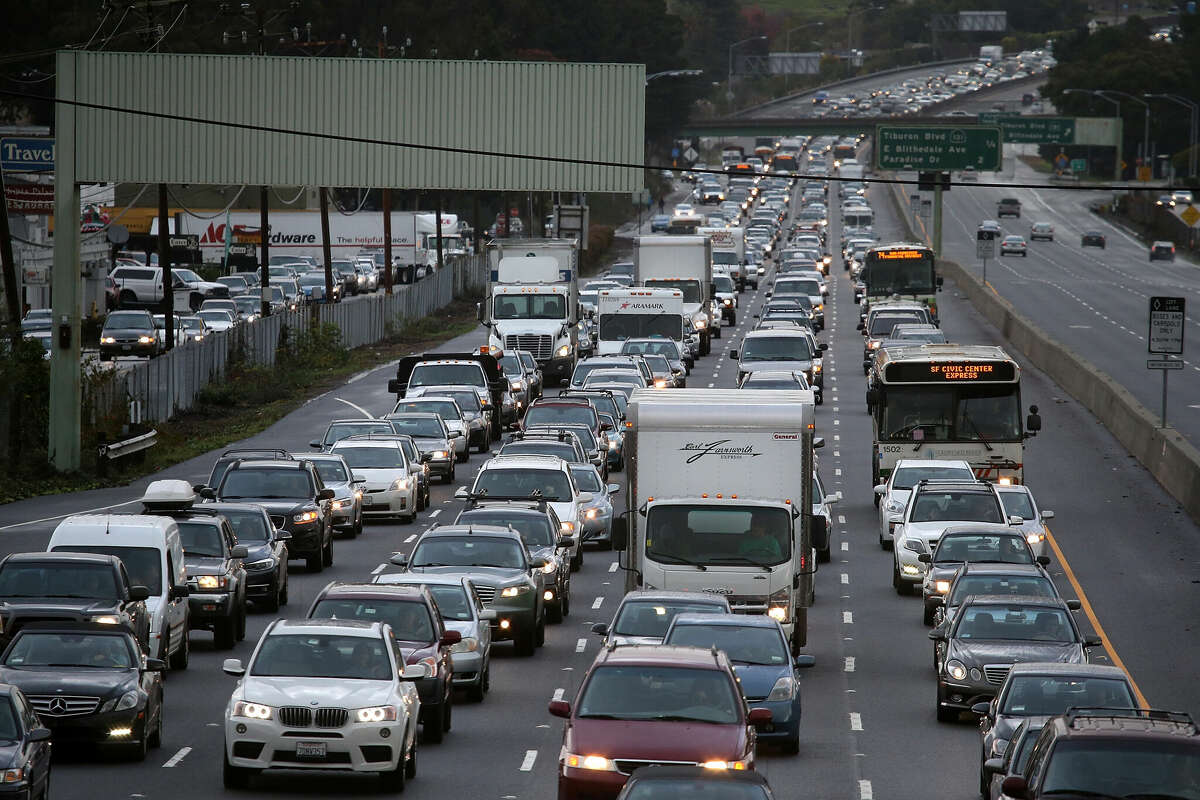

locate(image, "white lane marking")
[[0, 498, 140, 531], [162, 746, 192, 768], [708, 383, 715, 387], [334, 397, 375, 419], [608, 561, 618, 572], [835, 468, 842, 476], [592, 596, 604, 609], [576, 638, 587, 653], [860, 779, 874, 800], [843, 611, 854, 624], [403, 534, 417, 543], [833, 419, 840, 426], [845, 656, 856, 672], [834, 434, 840, 441], [837, 514, 846, 524], [429, 509, 441, 518], [834, 450, 840, 457], [841, 541, 849, 551], [553, 688, 565, 702], [371, 563, 387, 575], [520, 750, 538, 771], [841, 573, 849, 584], [850, 712, 863, 731]]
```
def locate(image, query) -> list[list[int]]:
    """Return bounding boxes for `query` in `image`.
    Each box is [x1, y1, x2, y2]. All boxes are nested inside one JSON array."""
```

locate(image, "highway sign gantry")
[[875, 125, 1002, 171]]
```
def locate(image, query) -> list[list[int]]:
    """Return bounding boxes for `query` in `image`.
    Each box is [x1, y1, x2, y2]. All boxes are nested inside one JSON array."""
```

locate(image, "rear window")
[[0, 562, 119, 599], [50, 546, 162, 594], [524, 404, 596, 429]]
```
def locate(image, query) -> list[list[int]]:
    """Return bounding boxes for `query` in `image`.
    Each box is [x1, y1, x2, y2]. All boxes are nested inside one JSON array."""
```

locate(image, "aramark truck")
[[698, 226, 748, 289], [482, 238, 579, 384], [613, 388, 819, 652], [595, 287, 685, 355], [633, 235, 715, 356]]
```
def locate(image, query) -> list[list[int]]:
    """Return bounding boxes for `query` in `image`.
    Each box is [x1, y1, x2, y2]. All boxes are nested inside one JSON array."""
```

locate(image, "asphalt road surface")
[[0, 151, 1197, 800]]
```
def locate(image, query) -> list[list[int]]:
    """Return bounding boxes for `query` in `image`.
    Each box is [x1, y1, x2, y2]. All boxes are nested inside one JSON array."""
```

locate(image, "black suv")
[[204, 448, 294, 493], [1001, 707, 1200, 799], [307, 582, 460, 744], [166, 513, 249, 649], [0, 552, 151, 652], [206, 459, 334, 573]]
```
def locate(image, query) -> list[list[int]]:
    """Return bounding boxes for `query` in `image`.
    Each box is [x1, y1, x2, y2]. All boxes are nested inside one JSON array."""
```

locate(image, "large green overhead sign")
[[977, 113, 1076, 144], [875, 125, 1002, 171]]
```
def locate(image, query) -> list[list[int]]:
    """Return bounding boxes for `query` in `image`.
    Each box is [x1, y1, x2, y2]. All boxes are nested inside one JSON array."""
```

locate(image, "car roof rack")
[[221, 448, 294, 460], [463, 496, 549, 512], [1063, 707, 1197, 732]]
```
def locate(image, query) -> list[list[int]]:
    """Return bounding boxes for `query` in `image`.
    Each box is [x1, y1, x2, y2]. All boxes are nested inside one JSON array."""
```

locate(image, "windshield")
[[612, 600, 727, 638], [501, 441, 580, 462], [105, 311, 151, 329], [386, 417, 445, 438], [434, 391, 481, 413], [220, 468, 312, 499], [410, 537, 525, 569], [646, 505, 791, 568], [869, 315, 921, 337], [0, 562, 118, 598], [713, 276, 734, 293], [217, 508, 271, 543], [621, 340, 679, 359], [666, 624, 788, 666], [740, 336, 813, 362], [1000, 491, 1036, 520], [409, 364, 485, 388], [643, 279, 701, 304], [311, 599, 434, 642], [949, 574, 1055, 605], [577, 665, 740, 724], [909, 490, 1001, 523], [473, 469, 572, 502], [457, 512, 556, 547], [775, 279, 820, 296], [50, 546, 162, 594], [585, 372, 641, 388], [880, 385, 1021, 442], [954, 606, 1073, 641], [1041, 740, 1200, 799], [177, 521, 225, 558], [4, 633, 134, 669], [933, 534, 1032, 564], [313, 460, 350, 483], [250, 633, 393, 680], [497, 356, 523, 376], [323, 422, 392, 445], [865, 251, 937, 295], [524, 405, 596, 429], [643, 354, 672, 373], [492, 294, 566, 320], [570, 467, 602, 493], [428, 585, 472, 621], [569, 393, 618, 419], [599, 312, 682, 342], [334, 445, 406, 469], [1000, 676, 1134, 716]]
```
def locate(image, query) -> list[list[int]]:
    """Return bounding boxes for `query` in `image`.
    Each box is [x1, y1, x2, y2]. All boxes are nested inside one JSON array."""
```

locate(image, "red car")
[[548, 644, 771, 800]]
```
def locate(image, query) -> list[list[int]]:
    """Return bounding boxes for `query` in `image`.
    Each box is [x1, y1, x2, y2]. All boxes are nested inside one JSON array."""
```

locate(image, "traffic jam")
[[1, 133, 1196, 800]]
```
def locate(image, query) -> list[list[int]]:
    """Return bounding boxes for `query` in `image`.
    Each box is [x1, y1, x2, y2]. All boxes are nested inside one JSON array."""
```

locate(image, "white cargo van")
[[47, 515, 192, 669]]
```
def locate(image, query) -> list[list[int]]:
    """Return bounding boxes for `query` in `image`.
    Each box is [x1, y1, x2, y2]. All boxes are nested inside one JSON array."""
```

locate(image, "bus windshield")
[[865, 249, 937, 296], [880, 385, 1021, 442]]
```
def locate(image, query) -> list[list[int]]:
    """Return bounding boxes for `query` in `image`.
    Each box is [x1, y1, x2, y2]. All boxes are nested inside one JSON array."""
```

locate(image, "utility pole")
[[158, 184, 174, 350], [382, 188, 394, 295], [319, 187, 334, 304], [259, 186, 270, 318], [435, 194, 445, 275], [932, 176, 944, 258], [0, 174, 21, 342]]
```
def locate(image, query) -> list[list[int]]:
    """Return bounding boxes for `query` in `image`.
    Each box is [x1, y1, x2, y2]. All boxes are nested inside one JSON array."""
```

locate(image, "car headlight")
[[990, 737, 1009, 757], [432, 450, 448, 460], [768, 588, 790, 623], [101, 336, 116, 344], [114, 688, 140, 711], [246, 557, 275, 570], [511, 380, 523, 390], [196, 575, 229, 590], [560, 521, 576, 533], [500, 585, 530, 597], [903, 538, 928, 554], [390, 478, 409, 491], [565, 753, 618, 771], [450, 636, 479, 654], [293, 510, 319, 524], [885, 500, 904, 514], [137, 335, 155, 344], [0, 768, 23, 783], [1026, 532, 1043, 545], [702, 759, 749, 770], [723, 298, 733, 306], [556, 344, 570, 357], [585, 508, 598, 520], [693, 318, 707, 329], [654, 379, 668, 388], [935, 580, 951, 594], [766, 675, 795, 701], [91, 615, 120, 625], [331, 499, 349, 510], [231, 701, 273, 720], [945, 659, 968, 681], [813, 363, 823, 373], [541, 558, 559, 574], [354, 705, 399, 723], [608, 440, 618, 450]]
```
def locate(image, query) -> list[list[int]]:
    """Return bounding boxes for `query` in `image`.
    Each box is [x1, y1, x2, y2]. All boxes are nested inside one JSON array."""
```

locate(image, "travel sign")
[[875, 125, 1002, 171]]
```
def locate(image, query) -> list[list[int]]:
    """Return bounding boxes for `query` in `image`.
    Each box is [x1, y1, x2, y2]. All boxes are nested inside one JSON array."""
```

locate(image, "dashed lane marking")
[[843, 611, 854, 624], [592, 596, 604, 609], [838, 515, 846, 524], [553, 688, 565, 702], [162, 747, 192, 768], [609, 562, 618, 572], [841, 573, 849, 584], [845, 657, 855, 672], [520, 750, 538, 771], [841, 541, 849, 551], [860, 780, 874, 800], [576, 638, 587, 653], [371, 563, 387, 575], [850, 712, 863, 731], [429, 509, 440, 518], [403, 534, 416, 543]]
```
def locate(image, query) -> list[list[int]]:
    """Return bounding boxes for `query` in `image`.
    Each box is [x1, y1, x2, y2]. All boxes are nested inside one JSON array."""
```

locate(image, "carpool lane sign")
[[0, 137, 54, 172], [1149, 296, 1184, 355]]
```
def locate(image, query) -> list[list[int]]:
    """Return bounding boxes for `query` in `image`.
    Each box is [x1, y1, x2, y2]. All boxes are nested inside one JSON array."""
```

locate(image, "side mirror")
[[928, 630, 946, 641], [729, 349, 739, 359], [794, 654, 816, 669], [389, 552, 408, 566], [309, 439, 322, 449], [129, 585, 150, 602], [191, 484, 207, 493], [971, 702, 992, 716], [28, 727, 51, 743], [983, 757, 1004, 776], [1026, 405, 1042, 433], [577, 492, 593, 503], [199, 487, 216, 500], [611, 517, 628, 550], [274, 529, 292, 541], [856, 321, 864, 331], [440, 630, 462, 646], [530, 556, 549, 569], [607, 483, 621, 495], [479, 608, 497, 621], [600, 421, 612, 431], [1036, 555, 1051, 566], [936, 275, 945, 288], [1008, 515, 1024, 526], [1084, 635, 1102, 648], [318, 488, 335, 501], [1001, 776, 1029, 799], [819, 342, 829, 351], [421, 452, 434, 463], [765, 290, 772, 298], [813, 437, 825, 449], [228, 545, 248, 560], [222, 658, 245, 677], [1040, 510, 1055, 520], [1066, 599, 1081, 611], [454, 486, 470, 499], [873, 484, 887, 496], [557, 536, 576, 548], [144, 658, 166, 672], [170, 584, 190, 600], [829, 491, 842, 504], [917, 552, 931, 563], [548, 699, 572, 718], [591, 622, 609, 636], [747, 707, 773, 727], [401, 663, 428, 681]]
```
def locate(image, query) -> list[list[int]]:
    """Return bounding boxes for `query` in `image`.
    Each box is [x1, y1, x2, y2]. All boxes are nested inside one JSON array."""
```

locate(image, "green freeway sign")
[[876, 125, 1002, 171], [976, 113, 1076, 144]]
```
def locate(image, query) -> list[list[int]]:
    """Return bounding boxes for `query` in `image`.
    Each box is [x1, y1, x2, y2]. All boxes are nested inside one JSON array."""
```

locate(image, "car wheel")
[[535, 610, 546, 647], [447, 464, 456, 484], [404, 731, 418, 779], [322, 538, 334, 566], [936, 693, 958, 723], [547, 596, 564, 624], [893, 562, 911, 595], [306, 552, 324, 573], [148, 698, 163, 748], [515, 624, 537, 657], [279, 572, 289, 606], [262, 582, 280, 613], [880, 530, 892, 550], [980, 768, 990, 799], [782, 731, 801, 755], [214, 615, 237, 650], [561, 584, 570, 617], [168, 629, 189, 670], [119, 290, 137, 306], [423, 706, 445, 744], [817, 546, 830, 563], [223, 751, 255, 790], [922, 604, 935, 626], [126, 726, 149, 761], [353, 515, 363, 536], [379, 745, 407, 791], [237, 604, 247, 641], [442, 695, 452, 732], [467, 671, 486, 703], [570, 548, 583, 572]]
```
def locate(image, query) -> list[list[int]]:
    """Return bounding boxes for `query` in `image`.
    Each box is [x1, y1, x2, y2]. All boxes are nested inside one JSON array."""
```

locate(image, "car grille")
[[474, 584, 497, 605], [28, 695, 100, 717], [983, 665, 1011, 685], [505, 334, 552, 360], [278, 706, 349, 728], [614, 759, 696, 776]]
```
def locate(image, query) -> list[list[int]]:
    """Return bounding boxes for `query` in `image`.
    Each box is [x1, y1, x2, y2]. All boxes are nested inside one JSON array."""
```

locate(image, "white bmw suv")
[[222, 619, 425, 790]]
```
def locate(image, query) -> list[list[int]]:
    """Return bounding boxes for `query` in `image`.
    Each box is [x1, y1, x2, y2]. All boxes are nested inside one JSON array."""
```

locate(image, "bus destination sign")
[[885, 361, 1016, 383]]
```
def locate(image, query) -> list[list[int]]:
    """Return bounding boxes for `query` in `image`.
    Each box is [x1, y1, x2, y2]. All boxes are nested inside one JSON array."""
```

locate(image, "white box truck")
[[699, 226, 750, 289], [613, 388, 819, 651], [482, 239, 580, 383], [415, 213, 466, 268], [633, 235, 715, 355], [595, 287, 685, 355]]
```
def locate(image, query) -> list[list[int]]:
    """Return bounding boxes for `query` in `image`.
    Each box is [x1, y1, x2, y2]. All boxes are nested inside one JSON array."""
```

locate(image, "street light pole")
[[1145, 93, 1198, 179], [1064, 89, 1122, 181], [727, 35, 767, 109], [1098, 90, 1150, 176]]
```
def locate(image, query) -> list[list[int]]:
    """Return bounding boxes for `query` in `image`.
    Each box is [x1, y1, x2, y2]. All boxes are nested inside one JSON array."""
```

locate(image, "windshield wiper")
[[960, 411, 994, 451], [648, 552, 707, 571], [1039, 791, 1124, 799], [576, 713, 633, 720], [651, 715, 725, 724], [708, 555, 774, 572]]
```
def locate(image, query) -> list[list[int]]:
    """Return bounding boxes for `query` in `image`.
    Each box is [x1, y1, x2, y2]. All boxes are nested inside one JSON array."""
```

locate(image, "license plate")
[[295, 741, 326, 759], [362, 498, 375, 507], [121, 345, 131, 351]]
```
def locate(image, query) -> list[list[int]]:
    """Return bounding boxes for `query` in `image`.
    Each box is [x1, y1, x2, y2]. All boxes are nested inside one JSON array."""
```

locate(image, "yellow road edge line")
[[1044, 525, 1149, 708]]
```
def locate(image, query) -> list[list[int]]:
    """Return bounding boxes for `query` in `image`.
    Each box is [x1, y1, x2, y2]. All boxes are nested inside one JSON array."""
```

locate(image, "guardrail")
[[97, 429, 158, 476]]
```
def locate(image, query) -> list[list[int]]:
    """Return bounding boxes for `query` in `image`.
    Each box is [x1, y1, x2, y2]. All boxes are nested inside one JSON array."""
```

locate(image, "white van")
[[47, 515, 192, 669]]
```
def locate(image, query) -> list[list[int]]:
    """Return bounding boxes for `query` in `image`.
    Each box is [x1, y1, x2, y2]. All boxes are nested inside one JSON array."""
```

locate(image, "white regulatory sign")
[[1148, 296, 1185, 355]]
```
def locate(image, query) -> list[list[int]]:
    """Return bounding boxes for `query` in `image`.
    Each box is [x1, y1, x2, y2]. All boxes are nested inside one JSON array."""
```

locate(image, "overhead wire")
[[333, 189, 371, 215], [145, 3, 187, 51], [166, 185, 248, 218], [270, 186, 307, 205]]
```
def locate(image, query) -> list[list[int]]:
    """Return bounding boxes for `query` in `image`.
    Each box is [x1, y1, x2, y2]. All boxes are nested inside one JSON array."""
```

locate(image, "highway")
[[1, 148, 1197, 800]]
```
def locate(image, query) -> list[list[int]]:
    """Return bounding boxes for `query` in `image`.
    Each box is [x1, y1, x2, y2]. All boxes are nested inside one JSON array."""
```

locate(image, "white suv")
[[222, 619, 424, 790], [873, 459, 974, 549], [457, 454, 592, 571], [109, 265, 202, 310], [330, 438, 418, 523]]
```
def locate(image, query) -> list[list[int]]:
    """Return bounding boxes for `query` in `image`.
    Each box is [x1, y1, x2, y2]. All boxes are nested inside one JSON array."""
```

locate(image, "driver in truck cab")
[[740, 515, 784, 562]]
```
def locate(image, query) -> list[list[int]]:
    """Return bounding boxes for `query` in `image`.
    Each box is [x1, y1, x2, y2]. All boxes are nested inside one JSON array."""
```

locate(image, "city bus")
[[866, 344, 1041, 488], [862, 242, 942, 323]]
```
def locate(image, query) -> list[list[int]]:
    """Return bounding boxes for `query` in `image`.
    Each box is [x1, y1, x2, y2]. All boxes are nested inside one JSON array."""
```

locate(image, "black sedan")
[[0, 623, 164, 760], [98, 310, 159, 360], [0, 685, 50, 799], [1080, 231, 1107, 248]]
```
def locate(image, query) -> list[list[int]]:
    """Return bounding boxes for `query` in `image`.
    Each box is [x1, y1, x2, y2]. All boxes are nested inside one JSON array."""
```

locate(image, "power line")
[[145, 3, 188, 51], [0, 86, 1179, 194]]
